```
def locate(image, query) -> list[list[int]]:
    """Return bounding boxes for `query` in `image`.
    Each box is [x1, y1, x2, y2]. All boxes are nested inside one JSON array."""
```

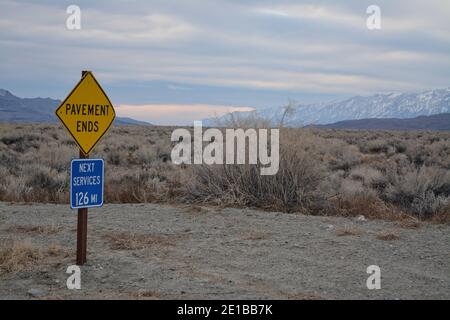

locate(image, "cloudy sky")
[[1, 0, 449, 125]]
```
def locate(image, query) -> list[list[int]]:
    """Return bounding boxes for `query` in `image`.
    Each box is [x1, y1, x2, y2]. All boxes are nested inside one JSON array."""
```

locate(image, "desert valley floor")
[[0, 202, 448, 299]]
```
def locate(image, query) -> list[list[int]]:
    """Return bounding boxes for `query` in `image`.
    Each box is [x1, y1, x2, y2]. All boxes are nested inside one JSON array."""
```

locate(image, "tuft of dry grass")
[[431, 204, 450, 225], [0, 239, 73, 274], [395, 218, 421, 229], [47, 243, 72, 257], [376, 232, 400, 241], [0, 240, 43, 273], [335, 227, 362, 237], [102, 232, 177, 250]]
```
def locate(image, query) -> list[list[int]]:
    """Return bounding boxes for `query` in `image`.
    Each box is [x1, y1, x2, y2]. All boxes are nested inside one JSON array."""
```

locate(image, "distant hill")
[[206, 87, 450, 127], [0, 89, 151, 125], [309, 113, 450, 131]]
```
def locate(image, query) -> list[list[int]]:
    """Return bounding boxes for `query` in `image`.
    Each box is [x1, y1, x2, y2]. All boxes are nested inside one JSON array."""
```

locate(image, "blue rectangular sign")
[[70, 159, 104, 209]]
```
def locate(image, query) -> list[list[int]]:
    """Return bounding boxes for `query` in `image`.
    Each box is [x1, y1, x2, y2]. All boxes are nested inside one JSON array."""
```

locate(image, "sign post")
[[55, 70, 115, 265], [71, 156, 104, 265], [77, 150, 88, 265]]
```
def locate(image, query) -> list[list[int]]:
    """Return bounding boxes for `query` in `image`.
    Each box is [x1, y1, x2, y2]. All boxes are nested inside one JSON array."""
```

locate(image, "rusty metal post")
[[76, 70, 90, 265], [76, 150, 89, 265]]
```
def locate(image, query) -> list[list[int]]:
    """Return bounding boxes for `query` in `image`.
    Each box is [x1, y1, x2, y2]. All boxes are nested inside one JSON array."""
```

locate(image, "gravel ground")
[[0, 202, 448, 300]]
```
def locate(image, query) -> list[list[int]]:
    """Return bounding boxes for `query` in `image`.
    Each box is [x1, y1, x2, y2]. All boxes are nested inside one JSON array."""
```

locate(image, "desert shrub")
[[26, 167, 61, 191], [329, 145, 362, 171], [133, 146, 157, 165], [423, 140, 450, 168], [106, 148, 123, 165], [328, 179, 403, 219], [330, 191, 399, 220], [39, 143, 75, 172], [19, 165, 68, 202], [389, 153, 410, 168], [1, 124, 449, 222], [104, 164, 184, 203], [405, 144, 427, 166], [61, 139, 76, 146], [349, 165, 386, 189], [0, 133, 41, 152], [155, 142, 171, 163], [187, 142, 325, 212], [388, 139, 407, 153], [106, 171, 159, 203], [359, 139, 390, 154], [383, 166, 450, 218]]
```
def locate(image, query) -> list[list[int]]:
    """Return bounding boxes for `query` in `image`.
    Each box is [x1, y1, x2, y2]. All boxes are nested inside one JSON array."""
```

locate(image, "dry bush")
[[1, 124, 449, 222], [331, 193, 398, 219], [0, 240, 43, 273], [349, 166, 386, 190], [431, 203, 450, 224], [0, 124, 186, 204], [186, 129, 325, 213], [383, 166, 450, 218], [328, 143, 362, 171], [359, 139, 391, 154]]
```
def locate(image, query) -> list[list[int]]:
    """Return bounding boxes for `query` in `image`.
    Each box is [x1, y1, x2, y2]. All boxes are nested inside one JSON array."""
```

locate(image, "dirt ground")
[[0, 202, 448, 300]]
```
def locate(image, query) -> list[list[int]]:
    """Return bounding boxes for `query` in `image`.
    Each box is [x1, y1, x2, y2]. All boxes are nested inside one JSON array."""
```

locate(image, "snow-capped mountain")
[[207, 88, 450, 127]]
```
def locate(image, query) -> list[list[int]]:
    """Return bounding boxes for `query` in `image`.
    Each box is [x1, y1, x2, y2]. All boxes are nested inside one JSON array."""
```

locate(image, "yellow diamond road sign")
[[55, 72, 115, 155]]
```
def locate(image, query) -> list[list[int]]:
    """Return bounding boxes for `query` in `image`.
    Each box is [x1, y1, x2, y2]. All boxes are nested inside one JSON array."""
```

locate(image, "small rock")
[[325, 224, 334, 230], [356, 215, 367, 222], [27, 288, 46, 298]]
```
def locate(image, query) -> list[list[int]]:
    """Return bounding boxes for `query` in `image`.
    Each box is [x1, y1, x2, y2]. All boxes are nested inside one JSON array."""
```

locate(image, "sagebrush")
[[0, 124, 449, 221]]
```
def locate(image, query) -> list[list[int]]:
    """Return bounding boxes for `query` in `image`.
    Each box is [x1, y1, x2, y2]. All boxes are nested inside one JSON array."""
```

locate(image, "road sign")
[[55, 71, 115, 155], [70, 159, 104, 209]]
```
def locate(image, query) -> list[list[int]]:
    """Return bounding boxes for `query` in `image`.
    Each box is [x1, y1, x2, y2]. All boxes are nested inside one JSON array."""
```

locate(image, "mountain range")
[[207, 87, 450, 129], [2, 87, 450, 130], [0, 89, 150, 125], [311, 113, 450, 131]]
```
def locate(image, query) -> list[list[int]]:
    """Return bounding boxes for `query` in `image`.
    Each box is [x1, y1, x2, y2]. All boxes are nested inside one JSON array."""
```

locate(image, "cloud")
[[254, 4, 364, 28], [0, 0, 449, 125]]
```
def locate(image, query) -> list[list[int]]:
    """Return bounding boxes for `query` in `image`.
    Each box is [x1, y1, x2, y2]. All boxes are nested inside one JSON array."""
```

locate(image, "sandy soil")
[[0, 202, 448, 300]]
